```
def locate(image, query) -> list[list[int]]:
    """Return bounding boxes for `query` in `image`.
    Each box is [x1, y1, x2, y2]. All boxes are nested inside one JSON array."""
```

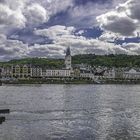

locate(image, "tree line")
[[0, 54, 140, 68]]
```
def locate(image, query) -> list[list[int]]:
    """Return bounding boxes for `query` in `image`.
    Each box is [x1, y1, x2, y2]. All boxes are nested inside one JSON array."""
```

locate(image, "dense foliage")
[[0, 54, 140, 68], [0, 58, 64, 69], [72, 54, 140, 67]]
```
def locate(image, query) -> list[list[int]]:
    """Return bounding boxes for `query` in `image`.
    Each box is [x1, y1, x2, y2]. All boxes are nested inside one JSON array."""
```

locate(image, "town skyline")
[[0, 47, 140, 84]]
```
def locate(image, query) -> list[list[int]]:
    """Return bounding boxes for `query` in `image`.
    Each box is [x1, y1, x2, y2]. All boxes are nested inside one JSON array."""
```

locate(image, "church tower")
[[65, 47, 72, 69]]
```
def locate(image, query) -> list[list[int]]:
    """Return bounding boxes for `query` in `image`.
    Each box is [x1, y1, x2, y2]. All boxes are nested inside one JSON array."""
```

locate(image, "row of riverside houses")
[[78, 66, 140, 80], [0, 47, 73, 80], [0, 47, 140, 81]]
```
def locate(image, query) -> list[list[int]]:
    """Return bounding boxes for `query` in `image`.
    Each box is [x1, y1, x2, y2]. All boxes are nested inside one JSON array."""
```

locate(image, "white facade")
[[46, 69, 72, 77], [31, 67, 42, 77], [104, 69, 116, 79], [1, 66, 12, 78], [123, 69, 140, 79], [65, 55, 71, 69], [12, 64, 31, 79], [80, 73, 94, 79], [42, 69, 46, 77]]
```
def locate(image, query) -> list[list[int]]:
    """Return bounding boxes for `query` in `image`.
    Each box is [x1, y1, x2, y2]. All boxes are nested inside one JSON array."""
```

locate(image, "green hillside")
[[0, 58, 64, 69], [72, 54, 140, 67], [0, 54, 140, 68]]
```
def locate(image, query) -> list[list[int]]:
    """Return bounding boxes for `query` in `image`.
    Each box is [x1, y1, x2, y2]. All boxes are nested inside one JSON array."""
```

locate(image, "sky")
[[0, 0, 140, 61]]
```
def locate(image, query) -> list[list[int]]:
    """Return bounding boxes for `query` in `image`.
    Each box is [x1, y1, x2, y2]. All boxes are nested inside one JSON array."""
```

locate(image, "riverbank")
[[2, 78, 140, 85], [103, 79, 140, 84], [2, 79, 95, 84]]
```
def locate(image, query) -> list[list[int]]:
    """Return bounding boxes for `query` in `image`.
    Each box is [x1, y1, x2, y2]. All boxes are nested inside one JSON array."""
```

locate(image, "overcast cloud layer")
[[0, 0, 139, 61]]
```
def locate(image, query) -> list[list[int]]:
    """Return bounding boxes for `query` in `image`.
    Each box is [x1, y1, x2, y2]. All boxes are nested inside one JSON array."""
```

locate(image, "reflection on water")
[[0, 85, 140, 140]]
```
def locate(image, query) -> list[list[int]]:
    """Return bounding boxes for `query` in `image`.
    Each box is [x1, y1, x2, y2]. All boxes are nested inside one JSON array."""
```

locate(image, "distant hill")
[[72, 54, 140, 67], [0, 58, 64, 69], [0, 54, 140, 68]]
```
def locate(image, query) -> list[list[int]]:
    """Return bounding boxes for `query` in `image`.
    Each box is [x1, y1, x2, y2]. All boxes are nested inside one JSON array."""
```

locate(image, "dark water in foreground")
[[0, 84, 140, 140]]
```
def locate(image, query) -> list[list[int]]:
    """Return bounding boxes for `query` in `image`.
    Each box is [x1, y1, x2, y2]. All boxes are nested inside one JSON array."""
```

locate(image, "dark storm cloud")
[[97, 0, 140, 37], [128, 0, 140, 20], [8, 28, 53, 46], [103, 17, 136, 36]]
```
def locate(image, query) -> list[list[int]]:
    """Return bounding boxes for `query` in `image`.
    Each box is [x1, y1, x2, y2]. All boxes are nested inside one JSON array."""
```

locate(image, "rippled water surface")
[[0, 84, 140, 140]]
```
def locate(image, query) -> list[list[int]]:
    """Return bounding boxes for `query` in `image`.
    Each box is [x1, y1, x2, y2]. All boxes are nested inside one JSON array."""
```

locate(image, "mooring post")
[[0, 109, 10, 124], [0, 116, 5, 124]]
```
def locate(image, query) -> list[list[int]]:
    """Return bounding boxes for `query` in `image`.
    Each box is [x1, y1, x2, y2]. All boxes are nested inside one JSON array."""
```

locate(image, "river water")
[[0, 84, 140, 140]]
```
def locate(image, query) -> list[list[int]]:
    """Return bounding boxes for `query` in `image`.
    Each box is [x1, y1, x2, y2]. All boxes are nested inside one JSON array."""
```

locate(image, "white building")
[[80, 73, 94, 79], [1, 66, 12, 78], [12, 64, 31, 79], [45, 47, 73, 78], [123, 68, 140, 79], [11, 65, 31, 79], [46, 69, 72, 77], [31, 66, 42, 77], [42, 68, 47, 78], [80, 69, 94, 79], [104, 68, 116, 79]]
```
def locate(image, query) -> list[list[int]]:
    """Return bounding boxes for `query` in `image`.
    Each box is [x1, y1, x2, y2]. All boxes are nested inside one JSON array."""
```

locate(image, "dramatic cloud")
[[97, 13, 137, 36], [99, 31, 121, 42], [45, 0, 74, 15], [0, 2, 26, 29], [0, 0, 50, 32], [0, 24, 138, 61], [28, 44, 65, 58], [0, 0, 139, 61], [34, 25, 75, 39], [126, 0, 140, 20], [33, 25, 137, 56], [25, 3, 49, 26], [122, 42, 140, 54], [64, 0, 127, 27], [97, 0, 140, 38], [0, 34, 28, 61]]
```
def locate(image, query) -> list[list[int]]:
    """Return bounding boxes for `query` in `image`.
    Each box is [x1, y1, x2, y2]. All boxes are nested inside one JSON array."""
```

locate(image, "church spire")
[[66, 47, 71, 56], [65, 47, 72, 69]]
